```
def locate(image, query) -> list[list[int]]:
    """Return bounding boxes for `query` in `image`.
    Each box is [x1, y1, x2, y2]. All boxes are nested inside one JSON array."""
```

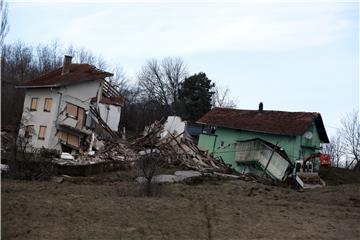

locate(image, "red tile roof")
[[18, 64, 113, 88], [197, 107, 329, 142]]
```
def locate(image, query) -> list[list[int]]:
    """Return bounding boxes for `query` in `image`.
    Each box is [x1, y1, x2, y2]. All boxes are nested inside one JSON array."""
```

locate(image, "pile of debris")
[[54, 142, 138, 166], [53, 116, 234, 174], [131, 117, 234, 173]]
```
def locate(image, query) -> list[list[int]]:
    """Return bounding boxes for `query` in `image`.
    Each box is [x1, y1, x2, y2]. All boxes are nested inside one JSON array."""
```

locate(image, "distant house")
[[16, 55, 125, 153], [197, 104, 329, 176]]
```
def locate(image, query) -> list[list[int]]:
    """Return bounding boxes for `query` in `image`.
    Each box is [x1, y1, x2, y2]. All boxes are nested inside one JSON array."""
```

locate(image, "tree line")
[[321, 111, 360, 172]]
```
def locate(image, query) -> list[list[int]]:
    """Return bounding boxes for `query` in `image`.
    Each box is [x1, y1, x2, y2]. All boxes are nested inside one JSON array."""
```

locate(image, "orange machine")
[[304, 153, 331, 166]]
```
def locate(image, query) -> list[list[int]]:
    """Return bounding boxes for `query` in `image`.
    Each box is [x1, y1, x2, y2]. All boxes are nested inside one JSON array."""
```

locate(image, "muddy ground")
[[2, 171, 360, 240]]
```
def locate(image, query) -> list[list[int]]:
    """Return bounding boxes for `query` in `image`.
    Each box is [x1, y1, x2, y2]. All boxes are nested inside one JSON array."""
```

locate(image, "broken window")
[[30, 98, 39, 111], [38, 126, 47, 140], [66, 102, 79, 119], [65, 103, 85, 129], [67, 134, 79, 147], [24, 125, 34, 138], [75, 108, 85, 129], [56, 130, 80, 148], [44, 98, 53, 112]]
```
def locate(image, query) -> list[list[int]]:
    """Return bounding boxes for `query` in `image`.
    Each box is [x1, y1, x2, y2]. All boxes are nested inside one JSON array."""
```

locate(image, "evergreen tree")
[[178, 72, 215, 122]]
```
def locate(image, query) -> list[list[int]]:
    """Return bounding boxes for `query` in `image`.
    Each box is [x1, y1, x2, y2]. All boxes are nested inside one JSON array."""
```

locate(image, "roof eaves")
[[15, 84, 60, 89], [197, 121, 299, 137]]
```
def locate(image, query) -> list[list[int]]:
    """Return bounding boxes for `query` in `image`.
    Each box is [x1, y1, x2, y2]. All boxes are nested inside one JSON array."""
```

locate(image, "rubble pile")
[[53, 116, 234, 174], [130, 117, 233, 173], [156, 133, 233, 173], [54, 142, 138, 166]]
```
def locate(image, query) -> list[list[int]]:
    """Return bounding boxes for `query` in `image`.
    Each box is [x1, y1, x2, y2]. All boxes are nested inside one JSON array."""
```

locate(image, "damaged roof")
[[17, 64, 113, 88], [91, 96, 125, 107], [197, 107, 329, 143]]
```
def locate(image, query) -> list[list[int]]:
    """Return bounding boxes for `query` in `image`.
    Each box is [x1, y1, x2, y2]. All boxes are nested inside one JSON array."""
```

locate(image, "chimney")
[[61, 55, 72, 75], [258, 102, 263, 112]]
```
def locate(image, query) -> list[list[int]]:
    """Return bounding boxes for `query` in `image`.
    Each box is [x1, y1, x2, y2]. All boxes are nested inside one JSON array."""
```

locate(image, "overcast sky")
[[6, 0, 359, 137]]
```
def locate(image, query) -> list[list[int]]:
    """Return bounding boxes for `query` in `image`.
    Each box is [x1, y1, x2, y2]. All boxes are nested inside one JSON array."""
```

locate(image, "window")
[[24, 125, 34, 138], [30, 98, 39, 111], [38, 126, 47, 140], [44, 98, 53, 112], [67, 134, 79, 147], [65, 103, 85, 128], [66, 102, 79, 119], [57, 130, 79, 148]]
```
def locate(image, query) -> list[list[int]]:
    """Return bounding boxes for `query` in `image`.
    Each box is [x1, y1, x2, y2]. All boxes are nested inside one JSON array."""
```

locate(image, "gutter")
[[55, 89, 63, 128], [16, 84, 60, 89], [15, 78, 105, 89], [212, 135, 218, 154], [196, 122, 301, 137]]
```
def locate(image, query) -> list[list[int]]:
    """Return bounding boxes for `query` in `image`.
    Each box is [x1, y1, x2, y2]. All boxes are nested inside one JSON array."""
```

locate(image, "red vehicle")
[[304, 153, 331, 166], [293, 153, 331, 189]]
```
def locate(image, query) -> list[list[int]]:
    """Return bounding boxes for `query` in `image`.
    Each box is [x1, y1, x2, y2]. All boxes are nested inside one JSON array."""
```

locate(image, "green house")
[[197, 106, 329, 174]]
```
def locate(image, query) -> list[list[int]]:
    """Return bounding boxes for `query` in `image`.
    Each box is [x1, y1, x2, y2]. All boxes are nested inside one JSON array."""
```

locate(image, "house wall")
[[19, 87, 61, 150], [295, 122, 322, 169], [19, 79, 124, 151], [59, 80, 101, 111], [98, 103, 121, 131], [19, 80, 102, 151], [198, 123, 322, 172]]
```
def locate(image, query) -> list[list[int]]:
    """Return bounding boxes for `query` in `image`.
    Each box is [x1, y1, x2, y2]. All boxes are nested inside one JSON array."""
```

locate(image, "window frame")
[[38, 125, 47, 140], [24, 125, 34, 138], [30, 98, 39, 111], [43, 98, 53, 112], [66, 102, 80, 120], [57, 130, 80, 148]]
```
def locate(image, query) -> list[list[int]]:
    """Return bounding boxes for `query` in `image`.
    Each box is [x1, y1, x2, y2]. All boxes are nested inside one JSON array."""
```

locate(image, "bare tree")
[[107, 65, 129, 94], [137, 57, 188, 113], [162, 57, 187, 111], [341, 110, 360, 171], [212, 85, 237, 108], [36, 40, 62, 73], [321, 133, 345, 168], [137, 151, 162, 196], [0, 0, 9, 45], [65, 44, 107, 69]]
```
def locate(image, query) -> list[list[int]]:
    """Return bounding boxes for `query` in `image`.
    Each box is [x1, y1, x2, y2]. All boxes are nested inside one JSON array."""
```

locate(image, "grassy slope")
[[319, 167, 360, 185], [2, 176, 360, 240]]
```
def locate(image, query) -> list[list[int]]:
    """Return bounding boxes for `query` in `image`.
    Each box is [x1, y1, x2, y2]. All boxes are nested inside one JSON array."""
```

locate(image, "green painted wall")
[[198, 122, 323, 172]]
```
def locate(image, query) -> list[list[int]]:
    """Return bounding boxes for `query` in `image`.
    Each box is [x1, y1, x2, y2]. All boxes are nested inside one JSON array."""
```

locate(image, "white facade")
[[20, 87, 61, 150], [98, 103, 121, 131], [19, 80, 122, 152]]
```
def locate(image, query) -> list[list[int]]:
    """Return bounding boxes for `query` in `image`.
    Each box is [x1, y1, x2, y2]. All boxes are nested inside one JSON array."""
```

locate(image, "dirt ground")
[[2, 174, 360, 240]]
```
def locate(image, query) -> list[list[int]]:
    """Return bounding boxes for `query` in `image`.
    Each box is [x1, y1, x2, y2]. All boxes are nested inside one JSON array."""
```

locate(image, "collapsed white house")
[[16, 55, 125, 153]]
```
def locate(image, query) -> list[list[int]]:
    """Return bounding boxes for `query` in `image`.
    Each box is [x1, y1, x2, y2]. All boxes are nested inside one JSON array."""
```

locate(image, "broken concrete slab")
[[161, 116, 186, 139], [174, 170, 202, 178], [60, 152, 74, 160], [136, 170, 202, 183]]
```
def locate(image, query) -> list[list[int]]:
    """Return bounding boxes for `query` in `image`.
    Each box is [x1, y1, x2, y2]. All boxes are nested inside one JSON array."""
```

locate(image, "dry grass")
[[1, 175, 360, 240]]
